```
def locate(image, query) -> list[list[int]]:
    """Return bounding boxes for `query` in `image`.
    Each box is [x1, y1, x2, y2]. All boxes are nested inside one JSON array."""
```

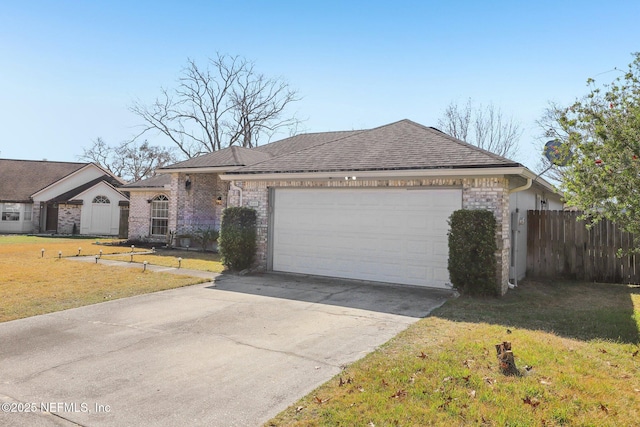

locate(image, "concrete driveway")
[[0, 273, 453, 427]]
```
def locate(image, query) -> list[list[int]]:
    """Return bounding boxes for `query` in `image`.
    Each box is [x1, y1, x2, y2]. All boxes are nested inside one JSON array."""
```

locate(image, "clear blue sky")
[[1, 0, 638, 170]]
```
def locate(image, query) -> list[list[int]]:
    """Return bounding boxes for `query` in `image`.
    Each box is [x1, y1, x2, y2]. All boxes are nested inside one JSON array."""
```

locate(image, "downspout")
[[508, 178, 532, 288], [229, 181, 243, 207]]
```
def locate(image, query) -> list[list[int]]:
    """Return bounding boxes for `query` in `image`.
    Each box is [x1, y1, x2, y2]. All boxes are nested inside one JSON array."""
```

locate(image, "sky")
[[1, 0, 638, 171]]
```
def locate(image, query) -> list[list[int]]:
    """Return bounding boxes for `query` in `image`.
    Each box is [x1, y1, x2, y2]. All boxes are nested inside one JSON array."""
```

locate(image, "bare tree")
[[437, 99, 523, 159], [79, 138, 178, 182], [130, 54, 301, 158]]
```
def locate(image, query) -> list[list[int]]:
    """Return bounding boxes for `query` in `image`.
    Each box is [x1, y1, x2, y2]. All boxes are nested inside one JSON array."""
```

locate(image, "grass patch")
[[0, 236, 223, 322], [267, 281, 640, 426]]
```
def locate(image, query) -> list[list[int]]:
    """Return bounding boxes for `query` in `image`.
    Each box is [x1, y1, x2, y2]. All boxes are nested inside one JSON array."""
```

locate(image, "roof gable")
[[228, 119, 521, 174], [0, 159, 88, 202], [49, 175, 126, 203]]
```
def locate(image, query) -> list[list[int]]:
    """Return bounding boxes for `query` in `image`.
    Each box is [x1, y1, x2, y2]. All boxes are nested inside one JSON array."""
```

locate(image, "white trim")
[[220, 166, 558, 193], [31, 163, 123, 198], [124, 185, 171, 192], [69, 180, 128, 202]]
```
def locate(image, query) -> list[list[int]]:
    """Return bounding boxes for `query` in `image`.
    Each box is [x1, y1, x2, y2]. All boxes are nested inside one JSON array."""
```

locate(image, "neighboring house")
[[126, 119, 562, 294], [0, 159, 129, 236]]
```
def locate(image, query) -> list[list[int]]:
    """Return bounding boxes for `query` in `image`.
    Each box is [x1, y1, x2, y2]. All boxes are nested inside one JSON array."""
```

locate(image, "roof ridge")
[[0, 158, 88, 165]]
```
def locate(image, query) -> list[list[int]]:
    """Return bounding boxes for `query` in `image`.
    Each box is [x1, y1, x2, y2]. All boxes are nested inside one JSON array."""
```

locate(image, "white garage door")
[[272, 187, 462, 288]]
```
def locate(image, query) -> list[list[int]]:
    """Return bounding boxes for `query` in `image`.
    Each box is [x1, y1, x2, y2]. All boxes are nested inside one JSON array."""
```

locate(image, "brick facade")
[[228, 176, 512, 295], [128, 172, 228, 245], [57, 203, 82, 234]]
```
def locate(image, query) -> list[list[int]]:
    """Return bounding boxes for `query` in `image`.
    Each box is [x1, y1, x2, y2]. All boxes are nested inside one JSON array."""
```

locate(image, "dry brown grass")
[[0, 236, 215, 322]]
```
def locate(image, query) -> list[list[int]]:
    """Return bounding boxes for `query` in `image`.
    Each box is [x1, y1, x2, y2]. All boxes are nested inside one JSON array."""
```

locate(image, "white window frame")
[[150, 195, 169, 236], [2, 203, 20, 221]]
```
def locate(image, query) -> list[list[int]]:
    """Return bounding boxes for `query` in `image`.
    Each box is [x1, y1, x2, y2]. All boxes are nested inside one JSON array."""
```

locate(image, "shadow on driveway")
[[208, 271, 455, 318]]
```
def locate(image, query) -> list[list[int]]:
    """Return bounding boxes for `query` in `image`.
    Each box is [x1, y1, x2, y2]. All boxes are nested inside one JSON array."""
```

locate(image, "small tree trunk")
[[495, 341, 519, 376]]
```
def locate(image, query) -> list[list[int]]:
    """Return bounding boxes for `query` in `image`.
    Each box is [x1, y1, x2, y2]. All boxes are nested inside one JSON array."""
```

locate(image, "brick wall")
[[57, 204, 82, 234], [174, 173, 225, 235], [128, 190, 164, 242]]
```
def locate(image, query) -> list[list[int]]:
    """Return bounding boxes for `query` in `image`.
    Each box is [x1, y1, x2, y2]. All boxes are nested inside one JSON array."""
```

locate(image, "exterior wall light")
[[185, 174, 192, 190]]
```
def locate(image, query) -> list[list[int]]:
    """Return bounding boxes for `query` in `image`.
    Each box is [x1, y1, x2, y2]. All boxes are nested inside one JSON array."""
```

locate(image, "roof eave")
[[220, 166, 558, 194], [157, 166, 239, 174]]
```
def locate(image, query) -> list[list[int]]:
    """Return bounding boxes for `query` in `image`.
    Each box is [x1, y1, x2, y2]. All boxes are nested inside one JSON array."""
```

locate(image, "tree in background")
[[543, 52, 640, 236], [79, 137, 178, 182], [130, 53, 301, 158], [437, 98, 523, 159]]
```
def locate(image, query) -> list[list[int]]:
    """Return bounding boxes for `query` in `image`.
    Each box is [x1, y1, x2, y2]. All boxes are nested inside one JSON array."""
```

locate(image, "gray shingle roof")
[[253, 130, 363, 157], [227, 119, 521, 175], [121, 174, 171, 189], [160, 146, 272, 170], [0, 159, 88, 202]]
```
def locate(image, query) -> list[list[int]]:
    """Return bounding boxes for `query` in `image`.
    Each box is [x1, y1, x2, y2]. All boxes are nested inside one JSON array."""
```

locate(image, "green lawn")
[[0, 236, 224, 322], [267, 280, 640, 426]]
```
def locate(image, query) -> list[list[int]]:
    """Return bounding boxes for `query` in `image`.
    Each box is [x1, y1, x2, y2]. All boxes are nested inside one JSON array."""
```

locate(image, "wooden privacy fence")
[[527, 210, 640, 283]]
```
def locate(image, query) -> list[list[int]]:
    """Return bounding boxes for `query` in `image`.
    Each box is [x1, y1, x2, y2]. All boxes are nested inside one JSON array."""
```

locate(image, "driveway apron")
[[0, 272, 453, 426]]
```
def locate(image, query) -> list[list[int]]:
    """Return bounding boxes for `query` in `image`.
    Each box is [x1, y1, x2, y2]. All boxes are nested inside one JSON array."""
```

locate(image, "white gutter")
[[509, 178, 532, 194]]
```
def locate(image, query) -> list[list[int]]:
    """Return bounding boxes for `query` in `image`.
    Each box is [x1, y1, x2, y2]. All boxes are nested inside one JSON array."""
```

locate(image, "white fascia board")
[[157, 166, 234, 174], [69, 180, 129, 201], [221, 167, 561, 195]]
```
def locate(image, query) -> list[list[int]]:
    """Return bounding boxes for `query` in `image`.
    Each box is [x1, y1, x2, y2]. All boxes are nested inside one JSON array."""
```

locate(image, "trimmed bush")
[[448, 209, 498, 296], [218, 207, 257, 271]]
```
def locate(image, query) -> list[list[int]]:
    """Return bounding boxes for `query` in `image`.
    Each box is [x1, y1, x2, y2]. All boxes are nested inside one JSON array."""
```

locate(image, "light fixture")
[[185, 174, 192, 190], [216, 196, 223, 205], [99, 249, 103, 258], [78, 247, 82, 256], [58, 251, 62, 259], [95, 255, 99, 264], [41, 248, 45, 258], [177, 257, 182, 269], [143, 261, 148, 271]]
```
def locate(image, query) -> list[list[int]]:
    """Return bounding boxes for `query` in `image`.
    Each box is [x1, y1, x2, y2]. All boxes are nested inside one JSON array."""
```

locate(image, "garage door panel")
[[273, 188, 461, 288]]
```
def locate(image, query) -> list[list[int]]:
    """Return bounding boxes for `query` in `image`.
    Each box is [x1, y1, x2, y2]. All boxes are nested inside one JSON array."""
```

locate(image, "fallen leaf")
[[381, 379, 389, 387], [540, 379, 552, 385], [339, 377, 345, 387], [390, 389, 407, 399], [443, 376, 452, 382], [315, 366, 321, 370], [438, 396, 453, 409], [599, 348, 608, 354], [463, 359, 474, 367], [314, 395, 330, 404], [358, 387, 365, 393], [462, 375, 471, 382], [295, 406, 304, 413], [522, 396, 540, 408], [506, 329, 512, 334], [525, 365, 533, 371], [469, 390, 476, 398], [633, 388, 640, 393], [632, 350, 639, 357], [484, 377, 496, 385], [417, 351, 428, 359], [368, 422, 375, 427], [600, 403, 609, 413]]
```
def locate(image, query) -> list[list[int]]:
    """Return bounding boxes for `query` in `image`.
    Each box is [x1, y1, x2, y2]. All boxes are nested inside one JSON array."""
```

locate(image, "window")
[[93, 195, 111, 204], [150, 195, 169, 236], [2, 203, 20, 221], [24, 206, 32, 221]]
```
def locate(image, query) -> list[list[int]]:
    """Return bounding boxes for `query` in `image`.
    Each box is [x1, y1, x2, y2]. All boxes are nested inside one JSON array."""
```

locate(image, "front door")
[[45, 203, 58, 233]]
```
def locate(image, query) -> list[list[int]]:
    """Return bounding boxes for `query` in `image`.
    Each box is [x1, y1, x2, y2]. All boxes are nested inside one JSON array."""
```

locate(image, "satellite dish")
[[544, 140, 571, 166]]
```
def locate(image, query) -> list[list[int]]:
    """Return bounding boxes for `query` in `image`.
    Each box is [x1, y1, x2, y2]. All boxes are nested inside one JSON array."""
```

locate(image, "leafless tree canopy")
[[130, 54, 301, 158], [437, 99, 523, 160], [79, 137, 178, 182]]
